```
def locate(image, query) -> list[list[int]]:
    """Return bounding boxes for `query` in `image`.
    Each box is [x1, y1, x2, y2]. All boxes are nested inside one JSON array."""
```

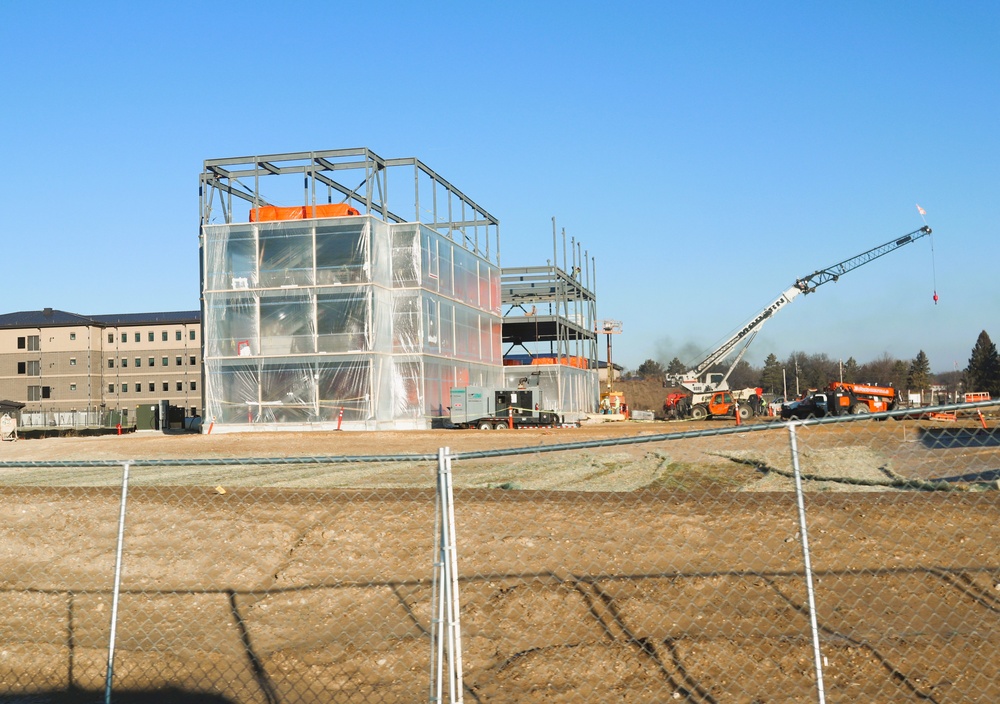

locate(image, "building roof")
[[90, 311, 201, 326], [0, 309, 201, 329]]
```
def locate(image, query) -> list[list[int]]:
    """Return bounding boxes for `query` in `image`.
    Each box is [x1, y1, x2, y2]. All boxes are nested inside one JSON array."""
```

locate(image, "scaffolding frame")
[[500, 265, 596, 364], [199, 147, 500, 266], [499, 222, 599, 414]]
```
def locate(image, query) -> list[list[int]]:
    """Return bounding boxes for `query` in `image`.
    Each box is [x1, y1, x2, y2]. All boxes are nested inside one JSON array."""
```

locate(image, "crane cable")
[[917, 204, 938, 304]]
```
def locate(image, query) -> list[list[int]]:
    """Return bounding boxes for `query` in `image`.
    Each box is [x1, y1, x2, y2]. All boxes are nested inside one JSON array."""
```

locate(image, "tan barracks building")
[[0, 308, 202, 428]]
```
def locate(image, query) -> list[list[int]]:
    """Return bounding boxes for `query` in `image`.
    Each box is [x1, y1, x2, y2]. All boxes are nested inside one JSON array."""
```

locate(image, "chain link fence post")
[[431, 447, 464, 703], [104, 460, 131, 704], [788, 424, 827, 703]]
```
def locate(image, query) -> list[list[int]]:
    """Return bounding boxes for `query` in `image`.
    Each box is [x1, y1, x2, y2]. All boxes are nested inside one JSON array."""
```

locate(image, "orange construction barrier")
[[250, 203, 360, 222], [529, 356, 588, 368]]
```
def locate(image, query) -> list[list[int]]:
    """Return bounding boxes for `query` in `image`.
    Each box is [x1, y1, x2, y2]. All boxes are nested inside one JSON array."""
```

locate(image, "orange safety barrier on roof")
[[504, 356, 590, 368], [531, 356, 589, 369], [250, 203, 361, 222]]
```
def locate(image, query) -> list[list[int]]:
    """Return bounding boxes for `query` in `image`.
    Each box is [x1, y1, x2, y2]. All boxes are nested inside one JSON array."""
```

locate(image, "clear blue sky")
[[2, 2, 996, 374]]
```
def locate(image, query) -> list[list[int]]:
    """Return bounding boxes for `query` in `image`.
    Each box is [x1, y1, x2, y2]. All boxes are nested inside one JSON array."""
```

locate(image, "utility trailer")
[[449, 386, 562, 430]]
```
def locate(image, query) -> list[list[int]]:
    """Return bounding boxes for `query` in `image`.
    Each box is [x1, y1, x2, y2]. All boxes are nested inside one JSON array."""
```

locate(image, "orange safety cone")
[[508, 406, 514, 429], [978, 409, 988, 429], [337, 406, 344, 431], [734, 402, 742, 426]]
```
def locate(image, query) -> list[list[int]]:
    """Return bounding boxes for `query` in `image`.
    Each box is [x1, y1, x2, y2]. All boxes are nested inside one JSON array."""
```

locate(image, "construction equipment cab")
[[689, 390, 757, 421]]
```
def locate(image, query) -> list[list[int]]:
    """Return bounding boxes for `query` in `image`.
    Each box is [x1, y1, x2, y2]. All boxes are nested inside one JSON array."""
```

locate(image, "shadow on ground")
[[918, 427, 1000, 449], [0, 687, 235, 703]]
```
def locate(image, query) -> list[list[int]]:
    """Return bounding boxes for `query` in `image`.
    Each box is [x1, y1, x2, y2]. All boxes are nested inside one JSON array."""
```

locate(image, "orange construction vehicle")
[[781, 382, 895, 419], [827, 382, 896, 414], [665, 387, 762, 420], [699, 389, 758, 421]]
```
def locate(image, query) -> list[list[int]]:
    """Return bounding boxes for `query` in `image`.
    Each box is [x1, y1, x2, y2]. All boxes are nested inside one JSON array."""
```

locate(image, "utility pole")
[[598, 320, 622, 391], [597, 319, 622, 414]]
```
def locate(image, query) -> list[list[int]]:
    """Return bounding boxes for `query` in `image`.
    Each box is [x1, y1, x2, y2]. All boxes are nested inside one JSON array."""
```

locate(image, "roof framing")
[[200, 147, 501, 265]]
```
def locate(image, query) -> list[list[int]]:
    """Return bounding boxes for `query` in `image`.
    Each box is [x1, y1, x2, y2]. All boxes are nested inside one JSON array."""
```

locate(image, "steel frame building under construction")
[[499, 223, 600, 418], [199, 148, 506, 431], [199, 147, 599, 432]]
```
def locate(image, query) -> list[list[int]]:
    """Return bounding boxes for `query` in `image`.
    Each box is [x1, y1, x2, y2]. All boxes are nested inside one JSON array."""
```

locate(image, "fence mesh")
[[1, 403, 998, 703]]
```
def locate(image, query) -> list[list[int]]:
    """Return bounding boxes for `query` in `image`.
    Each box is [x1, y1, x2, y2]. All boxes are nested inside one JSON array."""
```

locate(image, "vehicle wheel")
[[493, 422, 509, 430], [736, 405, 751, 421], [478, 421, 493, 430], [690, 405, 708, 421], [851, 403, 869, 415]]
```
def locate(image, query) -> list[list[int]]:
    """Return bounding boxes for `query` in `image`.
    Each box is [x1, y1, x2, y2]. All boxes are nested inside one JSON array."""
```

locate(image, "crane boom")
[[793, 225, 932, 293], [668, 225, 932, 395]]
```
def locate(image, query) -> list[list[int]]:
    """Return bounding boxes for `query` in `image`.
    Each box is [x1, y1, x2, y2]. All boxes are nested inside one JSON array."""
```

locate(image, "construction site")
[[0, 150, 994, 703]]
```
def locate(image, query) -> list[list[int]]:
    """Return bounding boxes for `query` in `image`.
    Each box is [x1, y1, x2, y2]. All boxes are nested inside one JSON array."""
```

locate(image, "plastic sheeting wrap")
[[503, 364, 598, 419], [201, 216, 502, 431]]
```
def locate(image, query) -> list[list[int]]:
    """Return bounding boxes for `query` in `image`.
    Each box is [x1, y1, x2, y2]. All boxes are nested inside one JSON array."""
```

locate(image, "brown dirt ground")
[[0, 418, 998, 703]]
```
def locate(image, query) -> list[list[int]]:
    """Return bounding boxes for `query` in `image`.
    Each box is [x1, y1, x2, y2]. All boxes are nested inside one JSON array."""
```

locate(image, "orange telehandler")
[[780, 382, 896, 419]]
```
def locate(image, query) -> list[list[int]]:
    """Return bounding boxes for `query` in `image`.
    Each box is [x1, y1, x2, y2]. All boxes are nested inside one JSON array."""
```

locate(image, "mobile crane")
[[664, 226, 932, 417]]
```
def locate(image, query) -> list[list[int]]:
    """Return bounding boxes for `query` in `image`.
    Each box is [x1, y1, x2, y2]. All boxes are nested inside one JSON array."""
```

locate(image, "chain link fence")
[[1, 401, 998, 702]]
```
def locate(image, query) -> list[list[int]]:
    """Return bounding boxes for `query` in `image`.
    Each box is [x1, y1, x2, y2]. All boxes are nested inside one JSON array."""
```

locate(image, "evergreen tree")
[[759, 353, 784, 395], [907, 350, 932, 403], [636, 358, 665, 379], [728, 359, 759, 389], [666, 357, 687, 375], [964, 330, 1000, 398]]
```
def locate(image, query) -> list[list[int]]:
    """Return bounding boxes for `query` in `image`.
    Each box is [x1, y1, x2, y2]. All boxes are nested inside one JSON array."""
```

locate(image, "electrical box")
[[450, 386, 493, 425]]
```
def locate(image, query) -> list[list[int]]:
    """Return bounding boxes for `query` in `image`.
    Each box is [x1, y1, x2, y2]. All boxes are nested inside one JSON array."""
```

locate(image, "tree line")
[[631, 330, 1000, 402]]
